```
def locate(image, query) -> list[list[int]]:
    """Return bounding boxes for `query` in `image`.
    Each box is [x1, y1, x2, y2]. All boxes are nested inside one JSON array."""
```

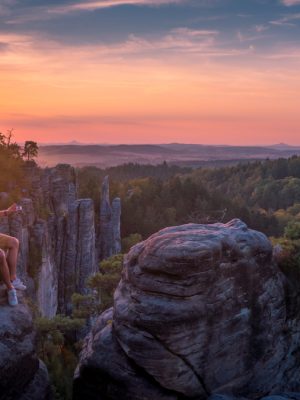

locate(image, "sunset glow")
[[1, 0, 300, 144]]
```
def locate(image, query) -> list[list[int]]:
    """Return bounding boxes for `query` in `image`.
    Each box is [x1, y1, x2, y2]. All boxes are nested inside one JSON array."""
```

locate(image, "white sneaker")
[[7, 288, 18, 306], [11, 277, 27, 291]]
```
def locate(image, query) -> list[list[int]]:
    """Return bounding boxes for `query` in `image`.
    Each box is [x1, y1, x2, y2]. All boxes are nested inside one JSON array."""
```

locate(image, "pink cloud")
[[281, 0, 300, 6], [51, 0, 185, 13]]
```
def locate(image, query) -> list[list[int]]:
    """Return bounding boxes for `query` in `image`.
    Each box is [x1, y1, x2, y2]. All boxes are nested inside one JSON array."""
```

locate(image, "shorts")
[[0, 233, 12, 250]]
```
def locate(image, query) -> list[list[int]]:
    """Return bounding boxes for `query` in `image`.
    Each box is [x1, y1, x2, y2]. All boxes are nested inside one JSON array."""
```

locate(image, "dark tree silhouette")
[[23, 140, 39, 161]]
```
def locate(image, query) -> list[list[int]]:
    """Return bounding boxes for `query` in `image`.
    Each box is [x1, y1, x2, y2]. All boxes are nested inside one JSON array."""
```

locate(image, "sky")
[[0, 0, 300, 145]]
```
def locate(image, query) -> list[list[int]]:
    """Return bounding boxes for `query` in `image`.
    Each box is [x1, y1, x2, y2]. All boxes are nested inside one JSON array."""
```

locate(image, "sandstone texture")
[[0, 163, 122, 398], [0, 288, 51, 400], [98, 176, 121, 261], [74, 219, 300, 400], [0, 164, 121, 318], [0, 164, 116, 316]]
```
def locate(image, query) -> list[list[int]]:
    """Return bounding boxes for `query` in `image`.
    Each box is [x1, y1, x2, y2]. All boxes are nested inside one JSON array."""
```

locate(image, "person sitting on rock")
[[0, 204, 26, 306]]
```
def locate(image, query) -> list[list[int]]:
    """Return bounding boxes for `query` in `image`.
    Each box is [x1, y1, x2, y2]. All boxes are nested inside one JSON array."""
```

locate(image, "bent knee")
[[0, 249, 6, 261], [11, 237, 19, 248]]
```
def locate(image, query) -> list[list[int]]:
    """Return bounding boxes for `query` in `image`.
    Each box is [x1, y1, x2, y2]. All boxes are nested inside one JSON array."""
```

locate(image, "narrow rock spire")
[[112, 197, 121, 255], [99, 176, 121, 261]]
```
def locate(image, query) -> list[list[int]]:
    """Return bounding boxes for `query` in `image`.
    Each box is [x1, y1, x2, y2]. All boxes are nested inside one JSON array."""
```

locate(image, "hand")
[[6, 203, 18, 215]]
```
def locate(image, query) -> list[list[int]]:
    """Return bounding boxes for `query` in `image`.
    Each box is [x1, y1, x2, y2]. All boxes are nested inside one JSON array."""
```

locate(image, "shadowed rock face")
[[98, 176, 121, 261], [0, 289, 51, 400], [0, 164, 97, 317], [74, 219, 300, 400]]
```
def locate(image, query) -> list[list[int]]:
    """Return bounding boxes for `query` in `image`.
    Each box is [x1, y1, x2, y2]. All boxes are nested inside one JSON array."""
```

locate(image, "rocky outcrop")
[[111, 197, 121, 255], [74, 219, 300, 400], [56, 197, 97, 314], [39, 164, 92, 314], [98, 176, 121, 261], [0, 288, 51, 400], [1, 166, 121, 317], [32, 219, 57, 319], [0, 163, 98, 316]]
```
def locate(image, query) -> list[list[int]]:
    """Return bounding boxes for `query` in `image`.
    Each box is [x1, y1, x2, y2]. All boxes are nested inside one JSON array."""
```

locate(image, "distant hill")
[[37, 143, 300, 168], [268, 143, 300, 151]]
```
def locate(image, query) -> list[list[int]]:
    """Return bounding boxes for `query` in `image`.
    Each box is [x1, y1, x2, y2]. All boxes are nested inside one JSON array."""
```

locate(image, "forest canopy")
[[77, 156, 300, 239]]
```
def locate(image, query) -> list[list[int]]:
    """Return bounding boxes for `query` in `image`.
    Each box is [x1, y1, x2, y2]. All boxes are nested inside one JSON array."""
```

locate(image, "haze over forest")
[[37, 143, 300, 168]]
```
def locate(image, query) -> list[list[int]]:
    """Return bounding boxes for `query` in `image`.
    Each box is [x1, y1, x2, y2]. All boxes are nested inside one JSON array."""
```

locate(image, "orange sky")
[[1, 1, 300, 145]]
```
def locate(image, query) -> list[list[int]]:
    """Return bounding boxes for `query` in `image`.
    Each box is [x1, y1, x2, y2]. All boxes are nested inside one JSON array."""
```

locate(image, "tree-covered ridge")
[[190, 156, 300, 210], [0, 130, 39, 203], [77, 162, 191, 210], [77, 156, 300, 239], [189, 156, 300, 234], [120, 175, 263, 237], [77, 162, 282, 239]]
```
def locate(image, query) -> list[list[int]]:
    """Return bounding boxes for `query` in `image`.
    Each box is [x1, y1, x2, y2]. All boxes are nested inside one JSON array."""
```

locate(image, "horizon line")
[[21, 141, 300, 147]]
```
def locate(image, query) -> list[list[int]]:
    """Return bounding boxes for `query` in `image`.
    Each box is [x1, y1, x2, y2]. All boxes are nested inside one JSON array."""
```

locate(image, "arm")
[[0, 204, 17, 217]]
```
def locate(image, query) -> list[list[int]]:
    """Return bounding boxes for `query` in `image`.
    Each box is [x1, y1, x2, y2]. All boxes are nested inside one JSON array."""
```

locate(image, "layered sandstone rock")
[[0, 288, 51, 400], [74, 219, 300, 400], [0, 164, 98, 316], [98, 176, 121, 261], [1, 166, 122, 317]]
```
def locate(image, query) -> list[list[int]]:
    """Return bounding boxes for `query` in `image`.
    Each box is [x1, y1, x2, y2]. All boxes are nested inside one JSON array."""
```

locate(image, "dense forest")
[[190, 156, 300, 233], [78, 156, 300, 240]]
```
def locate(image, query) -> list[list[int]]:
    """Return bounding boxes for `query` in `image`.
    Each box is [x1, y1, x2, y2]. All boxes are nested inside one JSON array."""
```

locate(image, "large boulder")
[[74, 219, 300, 399], [0, 288, 51, 400]]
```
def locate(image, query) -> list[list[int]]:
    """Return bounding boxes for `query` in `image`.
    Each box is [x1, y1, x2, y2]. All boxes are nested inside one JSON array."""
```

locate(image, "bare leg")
[[0, 250, 13, 290], [5, 237, 19, 282]]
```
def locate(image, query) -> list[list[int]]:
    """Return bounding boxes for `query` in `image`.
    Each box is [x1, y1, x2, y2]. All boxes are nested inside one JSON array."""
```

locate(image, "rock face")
[[0, 164, 98, 317], [0, 165, 121, 317], [98, 176, 121, 261], [74, 219, 300, 400], [37, 165, 97, 314], [0, 288, 51, 400]]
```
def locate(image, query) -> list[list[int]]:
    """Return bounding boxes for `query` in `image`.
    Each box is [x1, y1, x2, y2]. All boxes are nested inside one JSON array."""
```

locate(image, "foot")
[[11, 277, 27, 291], [7, 288, 18, 306]]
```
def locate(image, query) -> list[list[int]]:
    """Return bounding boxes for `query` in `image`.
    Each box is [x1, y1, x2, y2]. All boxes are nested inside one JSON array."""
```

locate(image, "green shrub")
[[285, 221, 300, 240], [35, 315, 85, 400], [87, 254, 123, 310], [122, 233, 143, 253]]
